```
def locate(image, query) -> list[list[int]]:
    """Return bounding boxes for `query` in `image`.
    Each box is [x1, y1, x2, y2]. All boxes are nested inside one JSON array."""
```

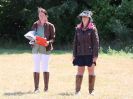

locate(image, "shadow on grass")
[[3, 91, 33, 96], [58, 92, 74, 96]]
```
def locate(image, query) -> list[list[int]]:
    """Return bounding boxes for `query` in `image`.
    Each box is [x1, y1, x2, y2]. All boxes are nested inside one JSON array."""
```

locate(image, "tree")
[[0, 0, 133, 47]]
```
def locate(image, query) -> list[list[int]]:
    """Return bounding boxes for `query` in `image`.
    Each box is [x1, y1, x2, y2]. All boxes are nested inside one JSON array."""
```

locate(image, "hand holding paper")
[[24, 31, 48, 47]]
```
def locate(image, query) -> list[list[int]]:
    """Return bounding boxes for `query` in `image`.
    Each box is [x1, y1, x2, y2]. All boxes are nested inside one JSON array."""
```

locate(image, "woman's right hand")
[[31, 44, 34, 48], [72, 56, 75, 61]]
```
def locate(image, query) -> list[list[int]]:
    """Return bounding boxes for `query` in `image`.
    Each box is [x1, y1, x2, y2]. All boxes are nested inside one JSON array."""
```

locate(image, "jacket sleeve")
[[73, 30, 77, 57], [92, 27, 99, 58], [49, 24, 55, 43], [31, 22, 37, 31]]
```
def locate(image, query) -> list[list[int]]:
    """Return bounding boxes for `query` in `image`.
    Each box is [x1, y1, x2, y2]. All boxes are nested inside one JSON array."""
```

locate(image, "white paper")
[[24, 31, 36, 41]]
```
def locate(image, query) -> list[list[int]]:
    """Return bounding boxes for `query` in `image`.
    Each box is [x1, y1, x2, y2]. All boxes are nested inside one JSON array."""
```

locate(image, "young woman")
[[31, 7, 55, 93], [73, 10, 99, 95]]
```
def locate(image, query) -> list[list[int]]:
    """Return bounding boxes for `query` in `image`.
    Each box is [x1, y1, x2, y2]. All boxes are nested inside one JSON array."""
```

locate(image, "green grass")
[[0, 47, 132, 59], [0, 49, 133, 99]]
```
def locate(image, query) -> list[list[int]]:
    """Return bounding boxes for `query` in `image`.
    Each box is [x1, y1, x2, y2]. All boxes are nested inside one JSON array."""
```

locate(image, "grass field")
[[0, 49, 133, 99]]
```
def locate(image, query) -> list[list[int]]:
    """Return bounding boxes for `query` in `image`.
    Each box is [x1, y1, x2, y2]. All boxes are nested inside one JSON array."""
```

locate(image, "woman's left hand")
[[46, 41, 50, 46], [93, 57, 97, 62]]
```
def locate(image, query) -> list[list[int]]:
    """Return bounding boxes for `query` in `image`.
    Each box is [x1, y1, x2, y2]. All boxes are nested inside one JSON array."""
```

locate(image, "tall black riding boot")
[[75, 75, 83, 95], [89, 75, 95, 95], [33, 72, 40, 93], [43, 72, 49, 92]]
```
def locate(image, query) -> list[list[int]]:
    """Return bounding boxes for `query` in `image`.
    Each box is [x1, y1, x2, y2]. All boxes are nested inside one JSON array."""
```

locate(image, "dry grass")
[[0, 51, 133, 99]]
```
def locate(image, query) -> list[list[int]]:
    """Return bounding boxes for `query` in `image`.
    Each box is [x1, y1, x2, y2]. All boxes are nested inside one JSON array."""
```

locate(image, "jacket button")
[[89, 46, 91, 48]]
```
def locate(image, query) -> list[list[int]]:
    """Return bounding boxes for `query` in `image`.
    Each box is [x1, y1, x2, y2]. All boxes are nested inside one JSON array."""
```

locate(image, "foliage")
[[0, 0, 133, 47]]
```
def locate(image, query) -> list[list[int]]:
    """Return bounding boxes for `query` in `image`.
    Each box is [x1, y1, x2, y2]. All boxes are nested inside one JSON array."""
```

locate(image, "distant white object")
[[24, 31, 36, 41], [24, 31, 36, 45]]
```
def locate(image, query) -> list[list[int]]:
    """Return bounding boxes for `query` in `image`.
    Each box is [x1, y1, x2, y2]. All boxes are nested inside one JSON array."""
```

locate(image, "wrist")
[[92, 62, 96, 66], [47, 41, 50, 43]]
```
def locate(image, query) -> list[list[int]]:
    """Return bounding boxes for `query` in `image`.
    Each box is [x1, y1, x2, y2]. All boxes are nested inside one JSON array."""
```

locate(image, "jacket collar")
[[76, 22, 94, 30]]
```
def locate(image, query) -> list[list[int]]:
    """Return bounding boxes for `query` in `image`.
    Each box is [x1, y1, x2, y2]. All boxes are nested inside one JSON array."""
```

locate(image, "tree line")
[[0, 0, 133, 48]]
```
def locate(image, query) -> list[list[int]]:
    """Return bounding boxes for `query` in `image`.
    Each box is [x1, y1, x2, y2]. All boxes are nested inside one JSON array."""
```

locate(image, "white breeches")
[[33, 54, 50, 72]]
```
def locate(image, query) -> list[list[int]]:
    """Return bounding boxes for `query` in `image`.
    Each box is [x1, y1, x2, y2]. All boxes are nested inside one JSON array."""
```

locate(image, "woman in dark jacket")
[[73, 10, 99, 95], [31, 7, 55, 93]]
